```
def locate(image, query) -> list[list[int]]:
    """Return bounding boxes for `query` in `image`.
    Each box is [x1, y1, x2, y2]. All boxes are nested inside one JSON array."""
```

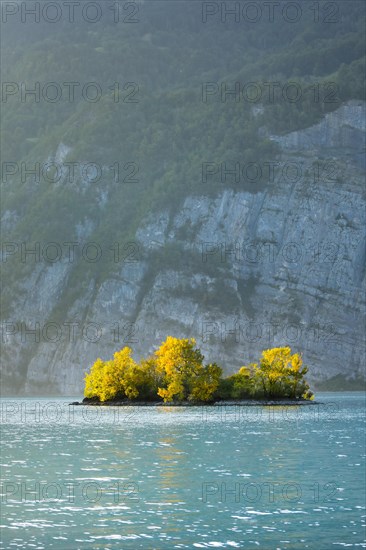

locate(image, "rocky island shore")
[[69, 397, 321, 407]]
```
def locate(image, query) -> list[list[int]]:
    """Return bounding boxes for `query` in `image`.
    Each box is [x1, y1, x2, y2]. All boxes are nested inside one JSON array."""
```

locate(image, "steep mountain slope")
[[1, 0, 365, 394]]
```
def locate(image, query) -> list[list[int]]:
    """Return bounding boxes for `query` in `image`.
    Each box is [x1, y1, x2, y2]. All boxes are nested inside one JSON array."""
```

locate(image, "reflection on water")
[[0, 394, 365, 549]]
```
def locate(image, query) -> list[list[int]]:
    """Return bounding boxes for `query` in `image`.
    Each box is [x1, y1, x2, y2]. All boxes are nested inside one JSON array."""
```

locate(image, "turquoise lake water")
[[0, 393, 365, 549]]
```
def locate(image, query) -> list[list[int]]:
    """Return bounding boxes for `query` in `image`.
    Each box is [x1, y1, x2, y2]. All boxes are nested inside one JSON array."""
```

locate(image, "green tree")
[[228, 366, 253, 399]]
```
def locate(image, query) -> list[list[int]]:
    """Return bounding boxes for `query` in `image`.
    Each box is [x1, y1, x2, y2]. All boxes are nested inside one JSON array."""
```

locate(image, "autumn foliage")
[[84, 339, 313, 403]]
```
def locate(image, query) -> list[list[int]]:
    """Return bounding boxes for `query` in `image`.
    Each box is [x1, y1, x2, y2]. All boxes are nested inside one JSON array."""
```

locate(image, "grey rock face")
[[271, 100, 366, 149], [2, 101, 365, 395]]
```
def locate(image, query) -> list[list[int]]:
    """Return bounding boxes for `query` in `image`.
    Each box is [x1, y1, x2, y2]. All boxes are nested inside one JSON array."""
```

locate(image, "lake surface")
[[1, 393, 365, 549]]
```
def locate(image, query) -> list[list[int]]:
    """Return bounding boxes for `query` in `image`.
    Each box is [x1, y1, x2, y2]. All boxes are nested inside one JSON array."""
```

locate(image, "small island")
[[71, 337, 317, 406]]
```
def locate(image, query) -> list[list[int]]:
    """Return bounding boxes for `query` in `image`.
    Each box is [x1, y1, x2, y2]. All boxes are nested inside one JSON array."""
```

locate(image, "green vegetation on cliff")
[[1, 1, 365, 319]]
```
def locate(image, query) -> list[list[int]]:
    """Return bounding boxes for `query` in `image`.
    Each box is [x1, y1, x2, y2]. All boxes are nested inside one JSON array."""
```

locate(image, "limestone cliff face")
[[2, 101, 365, 395]]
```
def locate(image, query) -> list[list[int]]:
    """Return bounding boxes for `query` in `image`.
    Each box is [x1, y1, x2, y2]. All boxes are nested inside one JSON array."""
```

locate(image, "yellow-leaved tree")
[[84, 346, 140, 401], [155, 336, 222, 402], [84, 358, 106, 400], [84, 341, 313, 402], [250, 346, 313, 399], [113, 346, 141, 399], [189, 363, 223, 402]]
